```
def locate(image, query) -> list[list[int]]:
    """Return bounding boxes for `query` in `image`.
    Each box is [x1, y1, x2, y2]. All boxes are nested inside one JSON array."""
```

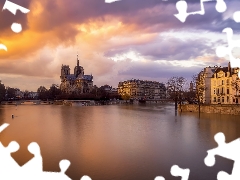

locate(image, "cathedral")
[[60, 55, 93, 94]]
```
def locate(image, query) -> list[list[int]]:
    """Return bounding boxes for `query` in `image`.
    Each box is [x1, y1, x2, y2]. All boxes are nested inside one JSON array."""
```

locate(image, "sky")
[[0, 0, 240, 91]]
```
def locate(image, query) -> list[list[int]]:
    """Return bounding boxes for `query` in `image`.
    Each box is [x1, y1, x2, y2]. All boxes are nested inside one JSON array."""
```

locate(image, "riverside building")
[[197, 63, 240, 104], [211, 63, 240, 104], [118, 79, 166, 100]]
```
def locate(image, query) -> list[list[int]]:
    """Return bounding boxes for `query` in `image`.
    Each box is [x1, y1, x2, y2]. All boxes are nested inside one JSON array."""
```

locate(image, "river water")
[[0, 103, 239, 180]]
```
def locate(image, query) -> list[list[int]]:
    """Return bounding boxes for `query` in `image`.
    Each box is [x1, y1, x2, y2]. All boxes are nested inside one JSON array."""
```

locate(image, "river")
[[0, 103, 239, 180]]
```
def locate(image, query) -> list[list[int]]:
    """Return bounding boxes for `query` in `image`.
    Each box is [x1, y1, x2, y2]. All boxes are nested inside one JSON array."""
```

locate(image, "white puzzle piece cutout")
[[0, 140, 92, 179], [81, 176, 92, 180], [2, 0, 30, 15], [2, 0, 30, 34], [0, 123, 92, 180], [170, 165, 190, 180], [233, 11, 240, 23], [154, 177, 165, 180], [0, 141, 20, 172], [105, 0, 121, 3], [154, 165, 190, 180], [204, 132, 240, 180], [174, 0, 227, 22], [35, 160, 72, 180], [11, 23, 22, 33], [0, 44, 7, 51], [21, 142, 43, 173], [0, 123, 9, 132], [216, 28, 240, 77]]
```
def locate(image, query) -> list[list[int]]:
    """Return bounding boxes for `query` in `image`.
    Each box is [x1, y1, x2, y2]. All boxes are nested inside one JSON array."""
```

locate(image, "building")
[[197, 63, 240, 104], [60, 55, 93, 94], [211, 63, 240, 104], [99, 85, 119, 98], [197, 66, 219, 104], [118, 79, 166, 100]]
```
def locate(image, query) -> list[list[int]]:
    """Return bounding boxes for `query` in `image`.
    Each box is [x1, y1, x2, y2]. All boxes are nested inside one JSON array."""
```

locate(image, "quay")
[[179, 104, 240, 115]]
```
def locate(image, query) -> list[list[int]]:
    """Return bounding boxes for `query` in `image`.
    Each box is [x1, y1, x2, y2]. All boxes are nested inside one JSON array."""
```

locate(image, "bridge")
[[131, 99, 174, 104], [62, 100, 95, 106]]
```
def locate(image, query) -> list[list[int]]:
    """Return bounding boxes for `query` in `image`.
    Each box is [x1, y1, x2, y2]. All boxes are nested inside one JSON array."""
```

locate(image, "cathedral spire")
[[77, 52, 79, 67]]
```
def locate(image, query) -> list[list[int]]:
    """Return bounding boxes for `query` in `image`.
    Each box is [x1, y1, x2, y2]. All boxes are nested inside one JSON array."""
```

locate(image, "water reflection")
[[0, 104, 239, 180]]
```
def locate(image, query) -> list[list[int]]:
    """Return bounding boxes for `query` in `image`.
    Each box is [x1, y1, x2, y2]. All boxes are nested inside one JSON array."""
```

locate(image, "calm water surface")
[[0, 103, 240, 180]]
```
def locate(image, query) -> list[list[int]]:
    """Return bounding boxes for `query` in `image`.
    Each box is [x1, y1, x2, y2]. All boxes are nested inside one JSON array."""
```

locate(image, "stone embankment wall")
[[179, 104, 240, 115]]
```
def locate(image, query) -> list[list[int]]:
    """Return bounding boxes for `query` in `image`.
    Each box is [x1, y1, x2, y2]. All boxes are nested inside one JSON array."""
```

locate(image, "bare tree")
[[193, 72, 207, 113], [167, 76, 187, 111], [23, 90, 30, 99], [183, 78, 196, 104], [231, 77, 240, 104]]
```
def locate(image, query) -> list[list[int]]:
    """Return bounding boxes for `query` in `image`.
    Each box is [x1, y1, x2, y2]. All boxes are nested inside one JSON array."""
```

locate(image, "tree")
[[121, 93, 130, 102], [48, 84, 61, 100], [193, 72, 207, 114], [97, 87, 110, 100], [6, 87, 17, 100], [231, 77, 240, 104], [37, 86, 49, 100], [23, 90, 30, 99], [0, 81, 6, 102], [167, 76, 187, 110]]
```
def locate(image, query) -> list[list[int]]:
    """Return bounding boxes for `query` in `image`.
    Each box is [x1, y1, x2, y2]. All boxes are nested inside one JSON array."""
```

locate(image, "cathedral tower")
[[60, 65, 70, 81], [74, 54, 84, 78]]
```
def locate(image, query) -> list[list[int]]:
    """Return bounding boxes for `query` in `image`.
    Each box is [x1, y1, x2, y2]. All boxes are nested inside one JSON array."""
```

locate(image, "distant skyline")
[[0, 0, 240, 91]]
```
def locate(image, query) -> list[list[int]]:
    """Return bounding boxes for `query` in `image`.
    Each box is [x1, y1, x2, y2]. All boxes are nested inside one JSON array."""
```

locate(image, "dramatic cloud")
[[0, 0, 239, 90]]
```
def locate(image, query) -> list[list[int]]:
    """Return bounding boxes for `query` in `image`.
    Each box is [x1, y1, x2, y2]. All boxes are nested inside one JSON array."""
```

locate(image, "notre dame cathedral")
[[60, 55, 93, 94]]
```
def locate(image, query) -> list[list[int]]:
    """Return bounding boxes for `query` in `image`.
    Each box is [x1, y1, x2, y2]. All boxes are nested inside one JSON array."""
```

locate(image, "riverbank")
[[0, 100, 129, 106], [179, 104, 240, 115], [1, 99, 172, 106]]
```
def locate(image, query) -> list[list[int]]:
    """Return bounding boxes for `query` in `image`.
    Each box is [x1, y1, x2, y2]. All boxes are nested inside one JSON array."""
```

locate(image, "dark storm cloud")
[[117, 60, 203, 79], [25, 0, 239, 33], [2, 0, 239, 37], [136, 37, 215, 60], [104, 36, 215, 61]]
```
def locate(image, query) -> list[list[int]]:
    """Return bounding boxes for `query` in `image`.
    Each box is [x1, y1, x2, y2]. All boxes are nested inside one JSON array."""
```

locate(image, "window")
[[227, 96, 229, 102], [214, 80, 216, 86], [218, 97, 220, 102], [227, 79, 229, 85], [217, 88, 219, 94], [214, 88, 216, 94], [214, 97, 216, 102], [227, 89, 229, 94], [222, 97, 224, 103], [222, 80, 224, 85], [222, 87, 224, 94]]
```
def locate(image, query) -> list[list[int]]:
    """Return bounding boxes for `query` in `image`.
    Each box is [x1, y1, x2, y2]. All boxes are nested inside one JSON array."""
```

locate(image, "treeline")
[[37, 84, 121, 101], [0, 81, 121, 102], [0, 81, 35, 101]]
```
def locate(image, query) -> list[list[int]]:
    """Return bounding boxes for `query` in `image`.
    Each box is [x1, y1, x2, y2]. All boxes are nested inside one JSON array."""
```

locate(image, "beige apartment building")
[[197, 66, 219, 104], [211, 65, 240, 104], [196, 63, 240, 104], [118, 79, 166, 100]]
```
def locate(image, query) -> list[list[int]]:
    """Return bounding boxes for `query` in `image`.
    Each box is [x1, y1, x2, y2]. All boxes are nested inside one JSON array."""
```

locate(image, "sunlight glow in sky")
[[0, 0, 239, 91]]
